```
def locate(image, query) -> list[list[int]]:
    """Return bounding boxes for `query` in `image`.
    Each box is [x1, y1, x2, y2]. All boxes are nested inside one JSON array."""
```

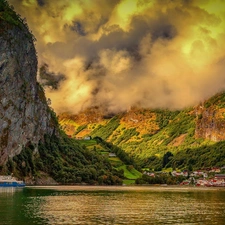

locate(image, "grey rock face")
[[0, 21, 57, 164]]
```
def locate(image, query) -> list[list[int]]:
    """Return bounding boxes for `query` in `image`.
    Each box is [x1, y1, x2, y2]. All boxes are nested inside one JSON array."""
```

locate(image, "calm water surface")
[[0, 186, 225, 225]]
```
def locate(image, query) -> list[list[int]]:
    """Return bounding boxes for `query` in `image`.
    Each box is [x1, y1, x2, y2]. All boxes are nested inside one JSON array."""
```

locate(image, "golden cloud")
[[9, 0, 225, 113]]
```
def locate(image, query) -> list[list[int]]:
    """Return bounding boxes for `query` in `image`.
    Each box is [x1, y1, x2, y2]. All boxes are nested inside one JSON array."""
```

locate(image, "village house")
[[196, 178, 209, 186], [190, 171, 208, 178], [143, 171, 155, 177], [180, 180, 190, 185], [75, 135, 91, 140], [171, 171, 188, 177], [83, 136, 91, 140], [75, 136, 83, 140], [109, 153, 116, 157], [209, 167, 221, 173], [214, 174, 225, 182], [220, 166, 225, 171]]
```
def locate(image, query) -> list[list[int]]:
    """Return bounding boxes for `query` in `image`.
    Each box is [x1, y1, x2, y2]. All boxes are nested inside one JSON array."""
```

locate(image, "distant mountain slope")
[[59, 92, 225, 170]]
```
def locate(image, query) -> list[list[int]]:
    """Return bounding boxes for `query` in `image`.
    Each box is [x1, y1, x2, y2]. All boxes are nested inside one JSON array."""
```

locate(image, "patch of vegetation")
[[95, 137, 137, 167], [136, 173, 185, 185], [8, 134, 123, 185], [91, 117, 120, 140], [169, 141, 225, 170], [154, 109, 180, 129], [160, 111, 195, 145], [123, 179, 136, 185], [142, 141, 225, 171], [204, 92, 225, 108], [0, 0, 22, 28], [0, 0, 36, 41], [74, 124, 87, 135], [79, 137, 141, 184], [117, 165, 142, 180], [78, 139, 97, 147], [115, 110, 196, 162], [114, 128, 139, 145]]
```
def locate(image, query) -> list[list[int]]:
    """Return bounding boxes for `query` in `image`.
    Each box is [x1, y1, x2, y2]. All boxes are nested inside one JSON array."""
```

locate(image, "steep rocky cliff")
[[195, 95, 225, 141], [0, 2, 57, 165]]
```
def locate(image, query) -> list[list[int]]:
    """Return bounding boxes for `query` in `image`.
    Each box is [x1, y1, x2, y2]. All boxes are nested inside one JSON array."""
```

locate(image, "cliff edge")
[[0, 1, 57, 165]]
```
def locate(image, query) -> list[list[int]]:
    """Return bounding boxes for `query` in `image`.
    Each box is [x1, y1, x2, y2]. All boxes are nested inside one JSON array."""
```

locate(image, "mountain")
[[2, 0, 224, 184], [0, 1, 123, 185], [59, 93, 225, 171], [0, 1, 57, 164]]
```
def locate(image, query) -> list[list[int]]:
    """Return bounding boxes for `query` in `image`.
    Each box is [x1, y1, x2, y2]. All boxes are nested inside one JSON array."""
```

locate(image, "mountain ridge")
[[59, 92, 225, 170]]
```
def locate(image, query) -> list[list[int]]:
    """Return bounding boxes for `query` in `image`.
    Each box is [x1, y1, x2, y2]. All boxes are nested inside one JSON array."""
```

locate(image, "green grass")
[[78, 140, 97, 146], [162, 167, 173, 172], [77, 138, 142, 183], [99, 151, 109, 155], [109, 157, 121, 162], [118, 165, 142, 180], [123, 179, 136, 185], [109, 157, 123, 167]]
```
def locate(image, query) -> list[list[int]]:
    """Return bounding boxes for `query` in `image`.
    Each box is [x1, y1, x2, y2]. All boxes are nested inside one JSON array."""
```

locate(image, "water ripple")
[[23, 187, 225, 225]]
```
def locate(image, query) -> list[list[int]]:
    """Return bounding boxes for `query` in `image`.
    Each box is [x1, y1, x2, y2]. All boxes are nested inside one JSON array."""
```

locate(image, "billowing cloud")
[[8, 0, 225, 113]]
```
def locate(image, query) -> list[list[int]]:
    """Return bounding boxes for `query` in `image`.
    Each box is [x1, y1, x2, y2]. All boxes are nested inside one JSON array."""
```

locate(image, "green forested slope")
[[59, 92, 225, 171], [6, 133, 123, 185]]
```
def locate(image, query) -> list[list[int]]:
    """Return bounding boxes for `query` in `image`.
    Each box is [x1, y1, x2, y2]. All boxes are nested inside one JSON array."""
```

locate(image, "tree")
[[162, 151, 173, 167]]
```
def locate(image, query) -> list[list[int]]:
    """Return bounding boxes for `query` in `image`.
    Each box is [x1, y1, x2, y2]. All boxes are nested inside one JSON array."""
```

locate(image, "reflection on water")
[[23, 186, 225, 225], [0, 187, 23, 195], [0, 187, 25, 225], [0, 186, 225, 225]]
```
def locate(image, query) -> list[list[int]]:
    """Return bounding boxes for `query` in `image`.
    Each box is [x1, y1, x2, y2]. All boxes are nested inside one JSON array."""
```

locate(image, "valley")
[[59, 92, 225, 180]]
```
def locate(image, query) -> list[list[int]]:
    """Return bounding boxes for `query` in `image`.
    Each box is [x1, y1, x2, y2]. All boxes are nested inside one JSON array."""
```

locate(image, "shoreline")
[[24, 184, 225, 192]]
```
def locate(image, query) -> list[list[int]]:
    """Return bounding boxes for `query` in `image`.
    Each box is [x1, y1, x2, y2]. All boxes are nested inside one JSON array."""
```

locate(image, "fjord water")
[[0, 186, 225, 225]]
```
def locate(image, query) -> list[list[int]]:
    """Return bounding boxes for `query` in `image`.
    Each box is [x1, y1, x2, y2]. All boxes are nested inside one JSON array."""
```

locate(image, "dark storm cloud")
[[37, 0, 45, 7], [7, 0, 225, 113], [70, 21, 86, 36]]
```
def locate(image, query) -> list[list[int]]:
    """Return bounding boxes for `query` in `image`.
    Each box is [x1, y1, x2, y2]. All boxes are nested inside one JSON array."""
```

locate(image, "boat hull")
[[0, 182, 25, 187]]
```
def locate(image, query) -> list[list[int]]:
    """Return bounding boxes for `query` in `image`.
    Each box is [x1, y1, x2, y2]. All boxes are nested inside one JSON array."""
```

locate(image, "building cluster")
[[143, 166, 225, 187], [177, 167, 225, 187], [180, 173, 225, 187]]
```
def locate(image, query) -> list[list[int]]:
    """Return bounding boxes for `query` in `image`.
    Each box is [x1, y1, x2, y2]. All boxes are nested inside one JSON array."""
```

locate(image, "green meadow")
[[78, 139, 142, 184]]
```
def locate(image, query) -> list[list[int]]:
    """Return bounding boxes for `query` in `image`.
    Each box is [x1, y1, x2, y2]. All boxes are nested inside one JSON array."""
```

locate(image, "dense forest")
[[6, 133, 124, 185]]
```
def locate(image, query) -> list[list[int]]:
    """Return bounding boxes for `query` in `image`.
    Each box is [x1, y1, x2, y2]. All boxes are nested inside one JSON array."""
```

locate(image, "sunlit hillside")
[[59, 92, 225, 171]]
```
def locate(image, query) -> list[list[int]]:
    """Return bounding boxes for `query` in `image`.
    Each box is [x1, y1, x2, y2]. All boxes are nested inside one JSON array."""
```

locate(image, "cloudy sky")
[[9, 0, 225, 113]]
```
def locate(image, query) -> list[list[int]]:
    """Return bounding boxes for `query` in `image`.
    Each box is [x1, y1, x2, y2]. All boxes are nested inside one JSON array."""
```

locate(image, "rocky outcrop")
[[0, 7, 57, 164], [25, 172, 58, 185], [195, 104, 225, 141]]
